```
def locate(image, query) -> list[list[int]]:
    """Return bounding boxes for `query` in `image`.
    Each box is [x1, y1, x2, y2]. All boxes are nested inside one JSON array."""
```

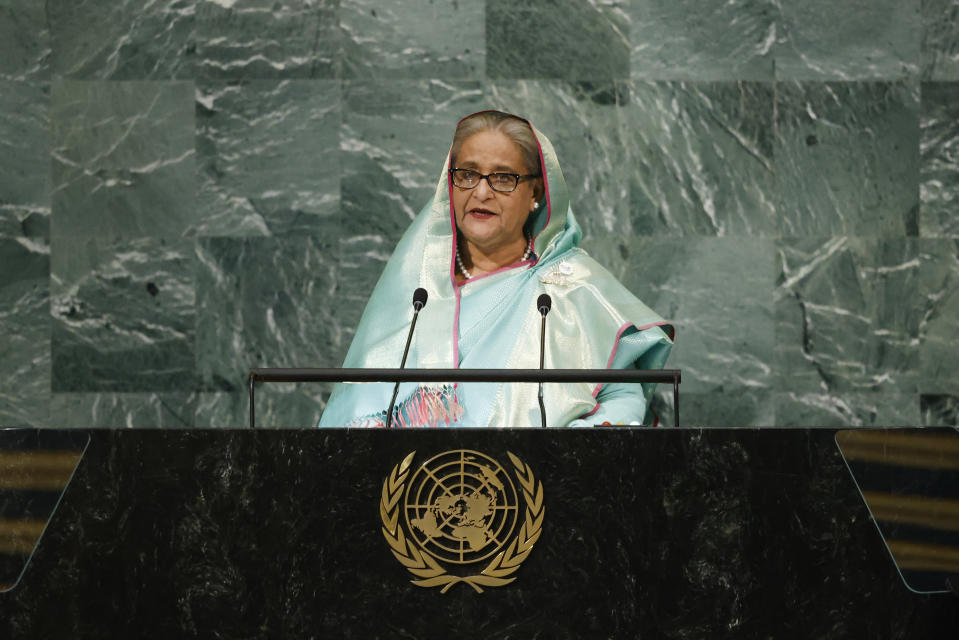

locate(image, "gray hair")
[[450, 112, 544, 199]]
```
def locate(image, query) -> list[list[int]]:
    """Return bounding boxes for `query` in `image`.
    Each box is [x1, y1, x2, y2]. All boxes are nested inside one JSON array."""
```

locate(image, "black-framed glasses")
[[449, 168, 540, 193]]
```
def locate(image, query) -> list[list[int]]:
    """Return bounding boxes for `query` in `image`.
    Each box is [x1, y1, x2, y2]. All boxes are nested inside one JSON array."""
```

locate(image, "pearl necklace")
[[456, 233, 533, 280]]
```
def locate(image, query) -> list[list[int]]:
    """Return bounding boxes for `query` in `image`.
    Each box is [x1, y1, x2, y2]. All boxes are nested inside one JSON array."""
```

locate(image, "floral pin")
[[539, 260, 574, 286]]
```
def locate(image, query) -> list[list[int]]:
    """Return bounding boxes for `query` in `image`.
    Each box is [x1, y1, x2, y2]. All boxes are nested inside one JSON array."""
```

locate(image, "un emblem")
[[380, 449, 545, 593]]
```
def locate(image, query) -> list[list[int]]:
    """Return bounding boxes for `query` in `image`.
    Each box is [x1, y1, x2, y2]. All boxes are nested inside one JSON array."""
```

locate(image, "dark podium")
[[1, 427, 957, 638]]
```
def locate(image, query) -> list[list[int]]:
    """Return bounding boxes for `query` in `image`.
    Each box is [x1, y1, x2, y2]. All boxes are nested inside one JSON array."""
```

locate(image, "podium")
[[1, 428, 956, 638]]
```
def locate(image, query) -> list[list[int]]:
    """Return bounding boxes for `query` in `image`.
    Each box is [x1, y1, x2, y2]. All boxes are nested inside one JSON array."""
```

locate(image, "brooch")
[[539, 261, 574, 286]]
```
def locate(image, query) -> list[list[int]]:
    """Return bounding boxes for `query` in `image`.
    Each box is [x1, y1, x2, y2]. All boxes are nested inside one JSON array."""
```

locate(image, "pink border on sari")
[[578, 320, 675, 424]]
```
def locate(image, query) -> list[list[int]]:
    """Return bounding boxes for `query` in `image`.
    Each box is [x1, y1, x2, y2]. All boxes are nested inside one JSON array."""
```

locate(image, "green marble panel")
[[483, 81, 632, 272], [341, 0, 484, 78], [0, 82, 50, 207], [616, 237, 775, 395], [195, 80, 340, 236], [776, 0, 919, 80], [195, 386, 326, 428], [486, 0, 629, 80], [50, 80, 196, 242], [195, 236, 345, 394], [773, 392, 920, 427], [195, 0, 338, 79], [651, 390, 775, 428], [0, 81, 51, 427], [629, 0, 775, 80], [774, 237, 919, 395], [628, 81, 775, 235], [340, 80, 485, 243], [47, 0, 195, 79], [0, 0, 50, 80], [49, 393, 197, 428], [921, 394, 958, 426], [919, 239, 959, 394], [51, 236, 196, 392], [0, 209, 50, 428], [919, 82, 959, 237], [774, 81, 919, 236], [922, 0, 959, 80]]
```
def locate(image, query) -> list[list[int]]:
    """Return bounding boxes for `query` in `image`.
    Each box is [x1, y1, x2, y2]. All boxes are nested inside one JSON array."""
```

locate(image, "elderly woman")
[[319, 111, 673, 428]]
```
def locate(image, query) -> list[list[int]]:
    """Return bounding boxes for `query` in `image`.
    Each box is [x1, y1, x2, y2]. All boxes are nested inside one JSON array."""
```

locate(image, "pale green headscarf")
[[319, 111, 672, 428]]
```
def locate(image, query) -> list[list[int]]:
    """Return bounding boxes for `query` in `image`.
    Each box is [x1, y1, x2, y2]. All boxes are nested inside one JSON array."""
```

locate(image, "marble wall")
[[0, 0, 956, 428]]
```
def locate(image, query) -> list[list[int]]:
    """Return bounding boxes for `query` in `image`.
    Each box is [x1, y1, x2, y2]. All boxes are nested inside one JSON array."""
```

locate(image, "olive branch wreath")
[[379, 450, 545, 594]]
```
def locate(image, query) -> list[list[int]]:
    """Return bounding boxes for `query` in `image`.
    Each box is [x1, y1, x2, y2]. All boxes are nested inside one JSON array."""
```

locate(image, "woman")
[[319, 111, 673, 428]]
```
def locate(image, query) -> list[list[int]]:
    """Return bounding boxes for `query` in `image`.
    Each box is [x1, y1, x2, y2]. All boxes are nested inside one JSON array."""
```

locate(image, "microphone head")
[[537, 293, 552, 316], [412, 287, 428, 311]]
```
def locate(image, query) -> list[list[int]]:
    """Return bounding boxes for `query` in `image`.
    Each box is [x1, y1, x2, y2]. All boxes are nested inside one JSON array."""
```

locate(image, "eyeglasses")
[[449, 168, 540, 193]]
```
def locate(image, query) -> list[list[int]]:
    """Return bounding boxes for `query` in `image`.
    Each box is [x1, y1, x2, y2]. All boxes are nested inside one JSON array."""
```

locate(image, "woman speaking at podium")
[[319, 111, 673, 428]]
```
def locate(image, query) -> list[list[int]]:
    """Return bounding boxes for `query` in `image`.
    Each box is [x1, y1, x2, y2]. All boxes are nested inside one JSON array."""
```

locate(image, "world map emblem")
[[380, 449, 545, 593]]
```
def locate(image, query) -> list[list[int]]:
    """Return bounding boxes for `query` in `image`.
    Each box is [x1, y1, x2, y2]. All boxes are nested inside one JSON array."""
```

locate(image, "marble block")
[[919, 82, 959, 237], [628, 81, 775, 235], [196, 386, 326, 428], [50, 393, 198, 429], [617, 236, 775, 394], [341, 0, 485, 79], [486, 0, 629, 80], [195, 0, 339, 79], [47, 0, 195, 79], [0, 0, 50, 80], [0, 82, 50, 208], [921, 394, 958, 425], [50, 80, 196, 242], [630, 0, 775, 80], [919, 239, 959, 394], [50, 236, 196, 392], [0, 210, 50, 428], [195, 80, 340, 236], [775, 237, 920, 394], [773, 391, 921, 427], [483, 80, 632, 272], [650, 389, 775, 428], [922, 0, 959, 79], [195, 235, 345, 396], [776, 0, 920, 80], [340, 79, 485, 243], [774, 81, 919, 236]]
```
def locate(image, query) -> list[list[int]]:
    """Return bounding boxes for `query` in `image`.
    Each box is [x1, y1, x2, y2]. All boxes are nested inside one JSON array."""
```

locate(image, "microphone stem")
[[538, 312, 547, 428], [386, 308, 420, 428]]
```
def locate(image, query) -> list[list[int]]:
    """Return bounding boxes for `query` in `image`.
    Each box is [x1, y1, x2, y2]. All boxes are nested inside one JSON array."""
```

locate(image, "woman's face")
[[452, 129, 539, 256]]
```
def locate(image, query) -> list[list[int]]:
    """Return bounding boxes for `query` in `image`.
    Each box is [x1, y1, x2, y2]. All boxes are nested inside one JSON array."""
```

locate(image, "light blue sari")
[[319, 112, 673, 428]]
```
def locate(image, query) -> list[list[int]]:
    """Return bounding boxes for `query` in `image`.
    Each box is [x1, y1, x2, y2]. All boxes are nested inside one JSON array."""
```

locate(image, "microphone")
[[537, 294, 551, 428], [386, 288, 428, 427], [412, 287, 427, 311]]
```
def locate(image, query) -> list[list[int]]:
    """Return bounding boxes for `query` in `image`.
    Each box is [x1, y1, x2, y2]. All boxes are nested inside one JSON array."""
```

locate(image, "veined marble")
[[628, 81, 775, 235], [920, 82, 959, 237], [48, 0, 195, 79], [195, 80, 340, 236], [486, 0, 629, 80], [50, 236, 196, 392], [630, 0, 775, 81], [195, 0, 339, 79], [0, 2, 955, 427], [775, 237, 920, 394], [922, 0, 959, 80], [919, 239, 959, 394], [341, 0, 485, 79], [774, 81, 919, 236], [51, 80, 196, 242]]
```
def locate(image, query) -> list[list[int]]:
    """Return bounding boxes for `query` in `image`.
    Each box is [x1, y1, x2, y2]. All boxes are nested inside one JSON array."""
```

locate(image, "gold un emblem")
[[380, 449, 545, 593]]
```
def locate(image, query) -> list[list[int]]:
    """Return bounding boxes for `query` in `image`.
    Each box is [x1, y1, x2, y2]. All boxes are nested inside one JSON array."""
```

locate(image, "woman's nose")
[[474, 176, 494, 198]]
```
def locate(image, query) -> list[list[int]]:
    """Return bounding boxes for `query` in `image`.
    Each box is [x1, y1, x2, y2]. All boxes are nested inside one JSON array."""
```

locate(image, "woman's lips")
[[469, 209, 496, 219]]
